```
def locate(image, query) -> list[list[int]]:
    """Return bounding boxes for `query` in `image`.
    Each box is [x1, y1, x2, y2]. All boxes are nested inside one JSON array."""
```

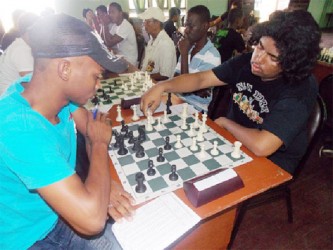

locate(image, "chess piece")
[[145, 116, 153, 131], [201, 113, 208, 133], [156, 117, 162, 129], [166, 93, 172, 114], [181, 103, 188, 118], [163, 110, 168, 123], [199, 144, 206, 159], [113, 132, 121, 149], [181, 117, 187, 130], [128, 131, 135, 144], [231, 141, 242, 158], [123, 125, 129, 139], [135, 172, 147, 193], [138, 125, 146, 142], [116, 105, 123, 122], [147, 160, 156, 176], [120, 120, 126, 132], [132, 139, 141, 151], [169, 165, 179, 181], [156, 148, 165, 162], [164, 136, 172, 150], [135, 145, 145, 158], [196, 127, 204, 142], [117, 137, 128, 155], [131, 104, 139, 121], [174, 135, 183, 148], [188, 123, 195, 137], [210, 140, 219, 156], [190, 137, 198, 151]]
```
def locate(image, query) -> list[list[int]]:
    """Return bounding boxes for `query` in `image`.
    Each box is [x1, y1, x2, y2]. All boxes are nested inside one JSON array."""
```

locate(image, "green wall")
[[187, 0, 227, 16], [308, 0, 332, 28]]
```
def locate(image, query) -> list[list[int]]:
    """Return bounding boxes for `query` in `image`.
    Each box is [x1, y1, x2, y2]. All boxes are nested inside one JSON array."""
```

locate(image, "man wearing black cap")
[[0, 14, 132, 249]]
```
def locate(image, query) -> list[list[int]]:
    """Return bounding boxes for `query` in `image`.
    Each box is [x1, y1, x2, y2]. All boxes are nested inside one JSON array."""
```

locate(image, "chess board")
[[109, 113, 253, 205], [85, 73, 150, 110]]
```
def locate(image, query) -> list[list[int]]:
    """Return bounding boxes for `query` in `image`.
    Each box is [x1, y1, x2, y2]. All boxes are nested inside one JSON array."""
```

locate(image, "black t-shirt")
[[164, 20, 176, 38], [213, 28, 245, 62], [212, 53, 318, 174]]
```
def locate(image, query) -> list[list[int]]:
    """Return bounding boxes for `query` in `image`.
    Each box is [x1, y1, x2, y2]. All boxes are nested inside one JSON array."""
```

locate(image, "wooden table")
[[312, 61, 333, 84], [107, 101, 292, 249]]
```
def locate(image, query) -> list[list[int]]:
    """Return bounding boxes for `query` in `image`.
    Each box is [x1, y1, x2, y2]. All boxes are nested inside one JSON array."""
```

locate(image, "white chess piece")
[[193, 111, 200, 128], [190, 137, 198, 151], [181, 117, 187, 130], [174, 135, 183, 149], [182, 103, 188, 118], [201, 113, 208, 133], [146, 116, 153, 131], [196, 126, 204, 142], [131, 105, 139, 121], [147, 110, 155, 125], [231, 141, 242, 158], [199, 144, 206, 159], [163, 110, 168, 122], [116, 105, 123, 122], [210, 141, 219, 156]]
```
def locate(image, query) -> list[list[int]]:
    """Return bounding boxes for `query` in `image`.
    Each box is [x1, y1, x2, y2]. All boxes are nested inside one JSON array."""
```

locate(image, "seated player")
[[0, 14, 132, 249], [174, 5, 221, 113], [139, 7, 177, 81], [107, 2, 138, 66], [141, 9, 321, 175]]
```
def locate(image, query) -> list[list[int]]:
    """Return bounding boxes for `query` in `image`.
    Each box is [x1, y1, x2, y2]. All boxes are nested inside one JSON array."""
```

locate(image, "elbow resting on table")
[[73, 213, 108, 236]]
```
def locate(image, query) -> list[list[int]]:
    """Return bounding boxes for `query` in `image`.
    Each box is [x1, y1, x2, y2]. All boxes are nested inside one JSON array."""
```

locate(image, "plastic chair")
[[227, 94, 327, 249]]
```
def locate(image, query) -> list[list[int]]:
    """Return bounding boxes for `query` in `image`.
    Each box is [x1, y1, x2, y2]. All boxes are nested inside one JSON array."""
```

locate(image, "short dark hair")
[[227, 8, 243, 25], [188, 5, 210, 23], [169, 7, 180, 18], [109, 2, 122, 12], [96, 5, 107, 13], [82, 8, 92, 18], [250, 10, 321, 83]]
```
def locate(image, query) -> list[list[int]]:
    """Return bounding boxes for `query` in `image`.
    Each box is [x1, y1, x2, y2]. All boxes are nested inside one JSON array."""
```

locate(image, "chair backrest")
[[294, 94, 327, 177]]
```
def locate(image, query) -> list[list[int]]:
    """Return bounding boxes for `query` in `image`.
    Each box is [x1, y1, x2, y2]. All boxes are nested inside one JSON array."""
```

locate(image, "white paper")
[[112, 193, 200, 250]]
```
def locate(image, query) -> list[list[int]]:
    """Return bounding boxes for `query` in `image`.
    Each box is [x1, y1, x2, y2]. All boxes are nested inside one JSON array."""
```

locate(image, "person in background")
[[0, 14, 132, 249], [95, 5, 114, 45], [0, 12, 39, 95], [83, 8, 101, 33], [175, 5, 221, 113], [1, 9, 25, 51], [139, 7, 176, 81], [141, 9, 321, 175], [210, 0, 241, 28], [164, 7, 181, 38], [107, 2, 138, 66]]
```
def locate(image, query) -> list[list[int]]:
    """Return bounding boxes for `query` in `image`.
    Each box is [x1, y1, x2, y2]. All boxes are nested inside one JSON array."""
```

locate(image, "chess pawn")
[[156, 117, 162, 129], [210, 140, 219, 156], [188, 123, 195, 137], [199, 144, 206, 159], [182, 103, 188, 118], [201, 113, 208, 133], [163, 110, 168, 123], [181, 117, 187, 130], [193, 111, 200, 128], [196, 126, 204, 142], [174, 135, 183, 149], [231, 141, 242, 158]]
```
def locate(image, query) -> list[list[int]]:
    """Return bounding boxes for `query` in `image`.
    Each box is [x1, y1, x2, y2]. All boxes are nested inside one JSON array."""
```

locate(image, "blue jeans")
[[29, 219, 122, 249]]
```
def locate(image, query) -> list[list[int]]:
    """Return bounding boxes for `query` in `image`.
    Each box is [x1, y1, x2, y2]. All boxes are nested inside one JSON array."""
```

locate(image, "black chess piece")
[[91, 95, 99, 105], [164, 136, 172, 150], [123, 125, 129, 139], [132, 139, 141, 151], [138, 125, 146, 142], [113, 133, 121, 148], [156, 148, 165, 162], [147, 160, 156, 176], [135, 172, 147, 193], [117, 136, 128, 155], [169, 165, 179, 181], [135, 145, 145, 158], [121, 120, 126, 132], [128, 131, 135, 144], [166, 93, 172, 114]]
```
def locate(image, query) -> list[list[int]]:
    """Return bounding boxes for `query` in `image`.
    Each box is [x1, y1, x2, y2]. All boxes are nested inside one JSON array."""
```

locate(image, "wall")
[[187, 0, 228, 16], [308, 0, 332, 28]]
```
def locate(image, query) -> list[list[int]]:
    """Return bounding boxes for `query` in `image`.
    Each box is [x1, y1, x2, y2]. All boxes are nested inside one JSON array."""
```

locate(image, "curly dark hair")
[[249, 10, 321, 84]]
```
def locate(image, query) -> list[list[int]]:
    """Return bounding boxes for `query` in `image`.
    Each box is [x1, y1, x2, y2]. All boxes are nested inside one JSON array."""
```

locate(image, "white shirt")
[[141, 30, 176, 79], [0, 38, 33, 95], [110, 19, 138, 66]]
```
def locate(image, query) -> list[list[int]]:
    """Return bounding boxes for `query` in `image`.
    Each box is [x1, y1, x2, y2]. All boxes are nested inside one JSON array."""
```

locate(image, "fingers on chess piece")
[[135, 172, 147, 193], [147, 160, 156, 176], [169, 165, 179, 181]]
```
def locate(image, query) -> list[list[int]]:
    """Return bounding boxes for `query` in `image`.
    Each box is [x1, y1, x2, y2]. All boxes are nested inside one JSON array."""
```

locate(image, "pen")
[[93, 104, 98, 120]]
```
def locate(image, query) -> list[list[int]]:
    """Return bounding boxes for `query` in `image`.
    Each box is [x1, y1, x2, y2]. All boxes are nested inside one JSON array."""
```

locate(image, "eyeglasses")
[[144, 19, 157, 23]]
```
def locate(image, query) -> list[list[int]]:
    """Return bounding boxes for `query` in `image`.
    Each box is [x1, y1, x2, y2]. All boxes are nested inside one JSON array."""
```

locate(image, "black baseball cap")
[[28, 14, 128, 73]]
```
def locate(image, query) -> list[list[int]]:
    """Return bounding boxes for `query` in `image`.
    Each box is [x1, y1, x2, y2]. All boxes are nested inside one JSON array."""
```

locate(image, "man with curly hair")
[[141, 9, 321, 174]]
